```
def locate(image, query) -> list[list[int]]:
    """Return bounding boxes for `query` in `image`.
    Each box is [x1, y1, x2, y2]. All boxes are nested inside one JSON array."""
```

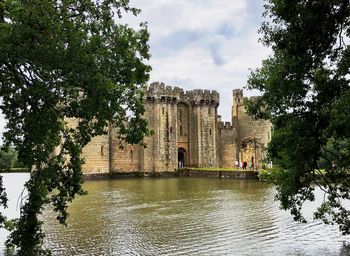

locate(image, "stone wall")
[[81, 135, 110, 174], [179, 168, 259, 179], [64, 118, 110, 175], [218, 122, 237, 168], [109, 126, 142, 172], [232, 89, 272, 168], [197, 102, 218, 167], [143, 97, 156, 171]]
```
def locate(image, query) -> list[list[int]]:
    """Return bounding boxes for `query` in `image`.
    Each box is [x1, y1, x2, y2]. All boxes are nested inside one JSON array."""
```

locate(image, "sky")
[[123, 0, 271, 121], [0, 0, 271, 142]]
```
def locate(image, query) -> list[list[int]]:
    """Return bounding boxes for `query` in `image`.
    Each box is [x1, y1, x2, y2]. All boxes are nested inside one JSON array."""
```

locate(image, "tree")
[[0, 0, 152, 254], [246, 0, 350, 234], [0, 147, 15, 171], [0, 146, 27, 171]]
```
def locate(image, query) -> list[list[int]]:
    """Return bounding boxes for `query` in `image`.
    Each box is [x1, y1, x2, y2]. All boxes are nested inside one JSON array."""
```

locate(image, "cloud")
[[154, 30, 205, 56], [123, 0, 271, 121], [217, 23, 237, 39], [126, 0, 247, 36], [209, 43, 226, 66]]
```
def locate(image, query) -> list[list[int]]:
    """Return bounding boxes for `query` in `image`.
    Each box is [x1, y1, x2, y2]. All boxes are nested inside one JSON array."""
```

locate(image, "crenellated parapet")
[[145, 82, 181, 103], [145, 82, 220, 106], [186, 89, 219, 106], [233, 89, 243, 99], [218, 121, 234, 130], [234, 90, 260, 105], [145, 82, 220, 107]]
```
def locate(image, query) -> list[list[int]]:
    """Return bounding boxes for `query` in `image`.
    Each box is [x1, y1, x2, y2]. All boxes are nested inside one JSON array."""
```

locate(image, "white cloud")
[[124, 0, 271, 121], [126, 0, 247, 39]]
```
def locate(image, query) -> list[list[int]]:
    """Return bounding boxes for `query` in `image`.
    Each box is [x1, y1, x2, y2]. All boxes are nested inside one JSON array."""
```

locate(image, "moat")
[[1, 173, 350, 255]]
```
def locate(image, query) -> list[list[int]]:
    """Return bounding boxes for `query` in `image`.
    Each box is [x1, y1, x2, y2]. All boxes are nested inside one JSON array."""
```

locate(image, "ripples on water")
[[2, 174, 350, 255]]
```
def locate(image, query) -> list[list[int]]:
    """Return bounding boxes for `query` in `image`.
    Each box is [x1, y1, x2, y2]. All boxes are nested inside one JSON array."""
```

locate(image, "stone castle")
[[80, 82, 272, 175]]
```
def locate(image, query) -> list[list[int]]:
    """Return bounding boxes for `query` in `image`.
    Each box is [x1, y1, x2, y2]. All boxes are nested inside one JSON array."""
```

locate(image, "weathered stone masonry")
[[80, 82, 272, 174]]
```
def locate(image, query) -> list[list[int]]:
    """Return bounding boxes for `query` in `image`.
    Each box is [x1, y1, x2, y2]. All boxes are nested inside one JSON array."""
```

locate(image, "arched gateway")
[[178, 148, 186, 168]]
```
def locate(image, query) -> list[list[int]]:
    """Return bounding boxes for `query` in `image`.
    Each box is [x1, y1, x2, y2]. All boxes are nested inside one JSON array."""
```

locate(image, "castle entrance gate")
[[178, 148, 186, 168]]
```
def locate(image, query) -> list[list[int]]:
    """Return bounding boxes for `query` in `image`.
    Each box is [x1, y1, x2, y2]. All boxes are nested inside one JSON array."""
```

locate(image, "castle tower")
[[176, 87, 190, 168], [218, 121, 237, 168], [232, 89, 243, 126], [231, 89, 243, 162], [187, 89, 220, 168], [142, 82, 179, 172]]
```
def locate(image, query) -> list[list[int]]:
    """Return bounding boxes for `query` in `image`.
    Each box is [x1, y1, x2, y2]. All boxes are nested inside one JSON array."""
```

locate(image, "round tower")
[[232, 89, 243, 124]]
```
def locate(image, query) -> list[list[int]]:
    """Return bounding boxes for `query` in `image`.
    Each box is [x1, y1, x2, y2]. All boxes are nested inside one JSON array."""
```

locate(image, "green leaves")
[[0, 0, 151, 254], [247, 0, 350, 234]]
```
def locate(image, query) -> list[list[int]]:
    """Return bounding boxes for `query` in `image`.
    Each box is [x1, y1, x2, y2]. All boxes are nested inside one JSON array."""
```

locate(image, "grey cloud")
[[217, 23, 236, 38], [209, 43, 226, 66], [151, 30, 205, 57]]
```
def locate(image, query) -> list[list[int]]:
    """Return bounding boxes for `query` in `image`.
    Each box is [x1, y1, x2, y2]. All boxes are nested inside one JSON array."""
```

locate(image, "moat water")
[[1, 173, 350, 256]]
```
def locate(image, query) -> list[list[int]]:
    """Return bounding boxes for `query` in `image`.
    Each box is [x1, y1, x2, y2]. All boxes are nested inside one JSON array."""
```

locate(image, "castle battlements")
[[146, 82, 219, 106], [186, 89, 219, 105], [146, 82, 181, 101], [233, 89, 243, 98], [218, 121, 233, 129]]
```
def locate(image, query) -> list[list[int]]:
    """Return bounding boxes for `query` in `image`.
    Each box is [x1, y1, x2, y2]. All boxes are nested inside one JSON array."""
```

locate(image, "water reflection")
[[1, 174, 350, 255]]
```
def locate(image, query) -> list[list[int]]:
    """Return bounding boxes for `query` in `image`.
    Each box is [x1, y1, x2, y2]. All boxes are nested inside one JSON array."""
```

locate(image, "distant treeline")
[[0, 146, 29, 172]]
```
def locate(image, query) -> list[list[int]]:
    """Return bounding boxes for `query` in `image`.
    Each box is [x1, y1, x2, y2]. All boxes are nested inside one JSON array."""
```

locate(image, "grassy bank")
[[185, 167, 255, 172], [178, 167, 259, 179], [0, 168, 30, 173]]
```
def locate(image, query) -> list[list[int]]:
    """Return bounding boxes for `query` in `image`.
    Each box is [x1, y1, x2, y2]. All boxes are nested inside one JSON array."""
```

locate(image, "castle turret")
[[232, 89, 243, 125], [143, 82, 179, 172], [183, 89, 219, 167], [218, 121, 237, 168]]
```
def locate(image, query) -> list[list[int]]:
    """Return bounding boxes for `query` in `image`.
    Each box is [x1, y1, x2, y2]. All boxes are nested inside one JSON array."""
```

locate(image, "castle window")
[[170, 126, 173, 133], [131, 150, 133, 162], [100, 145, 104, 156], [209, 129, 212, 135], [208, 108, 211, 115], [180, 125, 183, 136], [162, 108, 164, 114]]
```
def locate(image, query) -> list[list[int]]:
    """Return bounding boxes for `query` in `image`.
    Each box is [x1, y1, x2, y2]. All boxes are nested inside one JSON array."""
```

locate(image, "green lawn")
[[184, 167, 250, 172], [4, 168, 30, 173]]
